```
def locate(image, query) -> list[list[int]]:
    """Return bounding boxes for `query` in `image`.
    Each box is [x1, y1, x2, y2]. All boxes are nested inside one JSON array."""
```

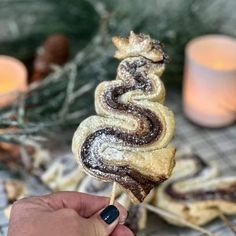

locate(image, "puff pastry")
[[156, 149, 236, 225], [4, 180, 26, 203], [72, 31, 175, 203], [41, 155, 84, 191], [78, 175, 121, 197]]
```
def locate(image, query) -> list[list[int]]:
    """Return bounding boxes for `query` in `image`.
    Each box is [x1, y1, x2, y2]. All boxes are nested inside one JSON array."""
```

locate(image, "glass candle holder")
[[0, 55, 27, 107], [183, 35, 236, 127]]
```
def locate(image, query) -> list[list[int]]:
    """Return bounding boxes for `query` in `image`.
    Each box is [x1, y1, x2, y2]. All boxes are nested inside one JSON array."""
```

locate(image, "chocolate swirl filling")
[[165, 154, 236, 202], [80, 58, 165, 201]]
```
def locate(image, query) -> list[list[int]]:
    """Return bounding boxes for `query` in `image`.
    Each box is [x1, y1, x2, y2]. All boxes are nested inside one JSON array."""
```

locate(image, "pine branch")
[[0, 0, 235, 144]]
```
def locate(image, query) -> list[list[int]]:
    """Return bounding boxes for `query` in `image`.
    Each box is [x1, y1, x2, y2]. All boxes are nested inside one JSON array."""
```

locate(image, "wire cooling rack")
[[0, 90, 235, 236]]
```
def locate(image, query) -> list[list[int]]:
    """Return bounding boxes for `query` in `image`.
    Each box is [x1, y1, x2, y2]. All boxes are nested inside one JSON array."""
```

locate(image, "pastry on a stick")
[[78, 175, 155, 203], [72, 31, 175, 203], [156, 149, 236, 226]]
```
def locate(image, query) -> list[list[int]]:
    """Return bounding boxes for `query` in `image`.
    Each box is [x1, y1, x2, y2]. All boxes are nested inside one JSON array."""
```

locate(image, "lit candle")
[[183, 35, 236, 127], [0, 56, 27, 107]]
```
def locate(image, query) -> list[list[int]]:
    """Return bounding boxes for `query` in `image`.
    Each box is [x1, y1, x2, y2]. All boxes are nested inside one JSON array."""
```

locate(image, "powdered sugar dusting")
[[73, 32, 175, 202]]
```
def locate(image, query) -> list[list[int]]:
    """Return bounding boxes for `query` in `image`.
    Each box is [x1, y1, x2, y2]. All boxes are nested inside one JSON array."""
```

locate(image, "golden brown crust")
[[112, 31, 166, 62]]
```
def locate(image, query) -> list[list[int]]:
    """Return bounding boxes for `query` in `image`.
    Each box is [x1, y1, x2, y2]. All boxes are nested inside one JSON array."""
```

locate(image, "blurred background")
[[0, 0, 235, 235]]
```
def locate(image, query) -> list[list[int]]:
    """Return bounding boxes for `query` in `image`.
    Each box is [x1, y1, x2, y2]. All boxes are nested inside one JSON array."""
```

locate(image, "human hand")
[[8, 191, 134, 236]]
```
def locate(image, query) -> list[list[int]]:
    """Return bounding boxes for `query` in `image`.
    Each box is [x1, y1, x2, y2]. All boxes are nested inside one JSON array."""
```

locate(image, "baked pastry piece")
[[78, 175, 155, 202], [78, 175, 122, 197], [79, 175, 129, 206], [3, 180, 27, 220], [41, 155, 84, 191], [72, 31, 175, 203], [4, 204, 12, 219], [156, 149, 236, 226], [4, 180, 26, 203]]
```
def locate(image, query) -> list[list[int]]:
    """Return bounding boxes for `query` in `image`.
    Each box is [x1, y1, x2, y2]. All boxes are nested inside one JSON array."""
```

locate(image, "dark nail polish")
[[100, 205, 119, 224]]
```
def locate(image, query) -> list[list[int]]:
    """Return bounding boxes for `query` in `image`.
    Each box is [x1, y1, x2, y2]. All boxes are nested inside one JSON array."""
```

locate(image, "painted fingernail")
[[100, 205, 119, 224]]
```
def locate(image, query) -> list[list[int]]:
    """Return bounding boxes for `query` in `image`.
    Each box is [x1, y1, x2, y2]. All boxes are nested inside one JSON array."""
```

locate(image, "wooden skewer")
[[109, 182, 117, 205], [143, 203, 216, 236], [217, 209, 236, 236]]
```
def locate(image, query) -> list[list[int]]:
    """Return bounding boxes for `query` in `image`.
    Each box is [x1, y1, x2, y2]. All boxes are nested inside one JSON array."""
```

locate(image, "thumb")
[[86, 204, 127, 236]]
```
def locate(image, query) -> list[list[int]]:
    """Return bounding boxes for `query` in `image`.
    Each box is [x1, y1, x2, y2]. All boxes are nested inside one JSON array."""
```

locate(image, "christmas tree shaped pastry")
[[72, 31, 175, 203]]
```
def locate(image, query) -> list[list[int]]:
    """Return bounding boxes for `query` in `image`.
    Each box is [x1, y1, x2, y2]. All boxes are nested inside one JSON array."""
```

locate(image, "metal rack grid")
[[0, 90, 235, 236]]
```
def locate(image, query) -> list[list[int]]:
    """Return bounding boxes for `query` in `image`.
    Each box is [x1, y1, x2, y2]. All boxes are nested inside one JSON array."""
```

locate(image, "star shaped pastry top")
[[112, 31, 168, 62]]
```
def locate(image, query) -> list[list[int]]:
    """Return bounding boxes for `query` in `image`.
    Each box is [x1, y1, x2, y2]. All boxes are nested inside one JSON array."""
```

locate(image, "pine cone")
[[31, 34, 69, 82]]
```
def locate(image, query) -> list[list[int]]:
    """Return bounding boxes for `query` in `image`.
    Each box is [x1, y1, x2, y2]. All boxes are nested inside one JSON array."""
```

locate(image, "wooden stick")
[[218, 210, 236, 235], [143, 204, 216, 236], [109, 182, 117, 205]]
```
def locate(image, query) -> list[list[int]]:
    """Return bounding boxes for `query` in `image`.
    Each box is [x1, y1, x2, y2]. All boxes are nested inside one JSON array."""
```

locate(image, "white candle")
[[0, 56, 27, 107], [183, 35, 236, 127]]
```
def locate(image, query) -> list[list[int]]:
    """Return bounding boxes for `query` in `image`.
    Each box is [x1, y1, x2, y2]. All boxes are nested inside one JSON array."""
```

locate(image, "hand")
[[8, 191, 134, 236]]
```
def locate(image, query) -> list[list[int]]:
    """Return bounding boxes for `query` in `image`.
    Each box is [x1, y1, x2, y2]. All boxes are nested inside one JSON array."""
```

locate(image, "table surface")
[[0, 90, 235, 236]]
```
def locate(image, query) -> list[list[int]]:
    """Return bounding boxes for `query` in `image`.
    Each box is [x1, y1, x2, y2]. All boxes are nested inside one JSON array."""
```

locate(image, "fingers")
[[41, 191, 109, 217], [41, 191, 127, 219], [42, 192, 128, 236], [88, 204, 128, 236], [110, 224, 134, 236], [9, 192, 130, 236]]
